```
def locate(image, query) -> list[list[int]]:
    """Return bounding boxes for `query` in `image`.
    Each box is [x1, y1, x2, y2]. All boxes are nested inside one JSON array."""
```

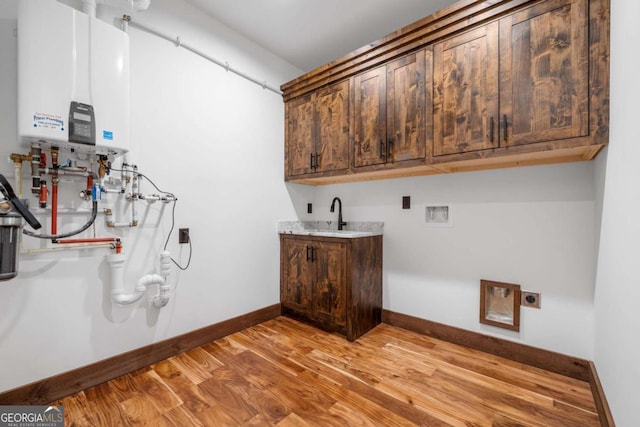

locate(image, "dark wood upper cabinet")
[[434, 0, 589, 156], [282, 0, 609, 184], [353, 66, 386, 167], [316, 81, 350, 172], [434, 23, 499, 156], [286, 93, 315, 176], [286, 80, 349, 177], [354, 49, 430, 167], [388, 50, 431, 163], [500, 0, 589, 146]]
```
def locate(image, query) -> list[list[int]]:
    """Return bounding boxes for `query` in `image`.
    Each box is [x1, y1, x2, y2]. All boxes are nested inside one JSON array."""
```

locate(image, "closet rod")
[[123, 16, 283, 95]]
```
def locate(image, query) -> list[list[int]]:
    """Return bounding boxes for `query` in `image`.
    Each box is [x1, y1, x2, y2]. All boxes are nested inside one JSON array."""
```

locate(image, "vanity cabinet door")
[[281, 237, 314, 317], [313, 240, 347, 331]]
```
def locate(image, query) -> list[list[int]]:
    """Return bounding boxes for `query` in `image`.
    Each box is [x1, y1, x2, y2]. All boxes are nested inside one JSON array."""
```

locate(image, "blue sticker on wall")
[[103, 130, 113, 141]]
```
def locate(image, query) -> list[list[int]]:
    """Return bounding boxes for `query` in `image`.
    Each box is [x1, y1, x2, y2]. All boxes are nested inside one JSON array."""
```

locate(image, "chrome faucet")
[[330, 197, 347, 230]]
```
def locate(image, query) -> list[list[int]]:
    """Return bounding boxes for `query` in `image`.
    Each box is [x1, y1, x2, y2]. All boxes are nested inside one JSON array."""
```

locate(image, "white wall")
[[0, 0, 307, 392], [306, 163, 597, 358], [593, 0, 640, 425]]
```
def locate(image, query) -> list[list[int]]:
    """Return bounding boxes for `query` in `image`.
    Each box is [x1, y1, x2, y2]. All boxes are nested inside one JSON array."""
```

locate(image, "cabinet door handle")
[[386, 137, 394, 162], [309, 153, 319, 171], [489, 116, 496, 142], [489, 116, 495, 143], [379, 139, 385, 159], [305, 246, 317, 262], [503, 114, 508, 142]]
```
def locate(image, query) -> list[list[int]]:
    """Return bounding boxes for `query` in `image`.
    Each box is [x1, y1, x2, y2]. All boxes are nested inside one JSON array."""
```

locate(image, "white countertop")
[[278, 221, 383, 238]]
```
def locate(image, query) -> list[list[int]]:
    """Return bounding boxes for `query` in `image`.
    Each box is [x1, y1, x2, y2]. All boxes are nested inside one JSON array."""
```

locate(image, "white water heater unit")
[[18, 0, 130, 157]]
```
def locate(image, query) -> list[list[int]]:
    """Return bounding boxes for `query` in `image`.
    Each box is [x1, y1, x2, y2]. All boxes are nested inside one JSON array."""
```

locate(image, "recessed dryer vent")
[[480, 279, 521, 332]]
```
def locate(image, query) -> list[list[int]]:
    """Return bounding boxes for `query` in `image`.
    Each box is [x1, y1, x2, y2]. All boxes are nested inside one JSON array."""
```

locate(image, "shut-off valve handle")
[[0, 173, 42, 230]]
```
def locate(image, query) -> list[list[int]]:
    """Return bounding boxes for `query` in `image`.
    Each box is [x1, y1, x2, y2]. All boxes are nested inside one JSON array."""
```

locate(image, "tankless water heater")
[[18, 0, 130, 157]]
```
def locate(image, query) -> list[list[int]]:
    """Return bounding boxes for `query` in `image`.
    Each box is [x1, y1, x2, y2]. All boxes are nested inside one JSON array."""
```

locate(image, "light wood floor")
[[53, 316, 600, 426]]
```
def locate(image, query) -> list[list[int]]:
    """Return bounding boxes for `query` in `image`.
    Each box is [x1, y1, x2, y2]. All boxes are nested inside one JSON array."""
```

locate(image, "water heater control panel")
[[69, 102, 96, 145]]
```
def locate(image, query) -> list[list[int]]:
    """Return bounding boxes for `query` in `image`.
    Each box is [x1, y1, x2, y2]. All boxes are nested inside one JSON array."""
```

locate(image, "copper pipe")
[[57, 238, 118, 244]]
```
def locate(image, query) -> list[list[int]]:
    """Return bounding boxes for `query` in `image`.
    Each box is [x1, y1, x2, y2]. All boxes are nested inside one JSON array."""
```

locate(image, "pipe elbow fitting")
[[111, 291, 144, 305], [152, 295, 170, 308]]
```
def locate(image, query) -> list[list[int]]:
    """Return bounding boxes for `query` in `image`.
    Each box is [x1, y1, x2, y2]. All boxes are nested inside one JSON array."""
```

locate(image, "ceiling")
[[183, 0, 458, 73]]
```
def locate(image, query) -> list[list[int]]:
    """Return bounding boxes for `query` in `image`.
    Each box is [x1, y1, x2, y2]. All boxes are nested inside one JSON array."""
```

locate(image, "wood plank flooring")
[[52, 317, 600, 426]]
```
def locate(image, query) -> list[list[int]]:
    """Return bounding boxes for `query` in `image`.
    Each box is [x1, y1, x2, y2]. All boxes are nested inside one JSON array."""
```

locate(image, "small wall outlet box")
[[521, 291, 541, 309], [402, 196, 411, 209], [179, 228, 190, 244]]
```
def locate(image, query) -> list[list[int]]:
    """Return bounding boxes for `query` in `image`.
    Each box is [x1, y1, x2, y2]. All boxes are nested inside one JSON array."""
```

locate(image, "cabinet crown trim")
[[282, 0, 541, 100]]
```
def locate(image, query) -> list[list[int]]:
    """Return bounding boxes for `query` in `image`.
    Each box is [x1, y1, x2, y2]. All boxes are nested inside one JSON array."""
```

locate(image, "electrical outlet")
[[521, 291, 541, 309], [402, 196, 411, 209], [179, 228, 190, 244]]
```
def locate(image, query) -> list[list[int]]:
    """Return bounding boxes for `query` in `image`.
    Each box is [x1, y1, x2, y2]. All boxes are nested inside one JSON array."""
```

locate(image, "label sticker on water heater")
[[32, 112, 64, 131], [103, 130, 113, 141]]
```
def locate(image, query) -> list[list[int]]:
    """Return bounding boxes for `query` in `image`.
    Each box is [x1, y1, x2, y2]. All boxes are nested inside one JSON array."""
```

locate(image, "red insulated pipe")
[[57, 238, 118, 244], [51, 180, 58, 235], [38, 181, 47, 208]]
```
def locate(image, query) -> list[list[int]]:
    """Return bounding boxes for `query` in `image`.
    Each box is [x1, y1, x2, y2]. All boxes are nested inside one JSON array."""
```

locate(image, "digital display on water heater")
[[73, 111, 91, 122]]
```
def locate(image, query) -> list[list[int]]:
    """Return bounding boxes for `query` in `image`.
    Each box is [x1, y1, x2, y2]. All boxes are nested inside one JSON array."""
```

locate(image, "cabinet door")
[[387, 49, 428, 162], [281, 238, 314, 316], [353, 66, 387, 167], [314, 241, 347, 330], [500, 0, 588, 146], [316, 80, 350, 172], [433, 22, 500, 156], [286, 93, 315, 176]]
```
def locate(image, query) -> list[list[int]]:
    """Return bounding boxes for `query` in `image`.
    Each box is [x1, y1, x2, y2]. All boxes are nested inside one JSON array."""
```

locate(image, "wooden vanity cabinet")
[[280, 234, 382, 341]]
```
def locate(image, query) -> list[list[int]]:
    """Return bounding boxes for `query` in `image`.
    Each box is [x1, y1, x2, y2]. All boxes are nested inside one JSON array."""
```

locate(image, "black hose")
[[22, 201, 98, 240]]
